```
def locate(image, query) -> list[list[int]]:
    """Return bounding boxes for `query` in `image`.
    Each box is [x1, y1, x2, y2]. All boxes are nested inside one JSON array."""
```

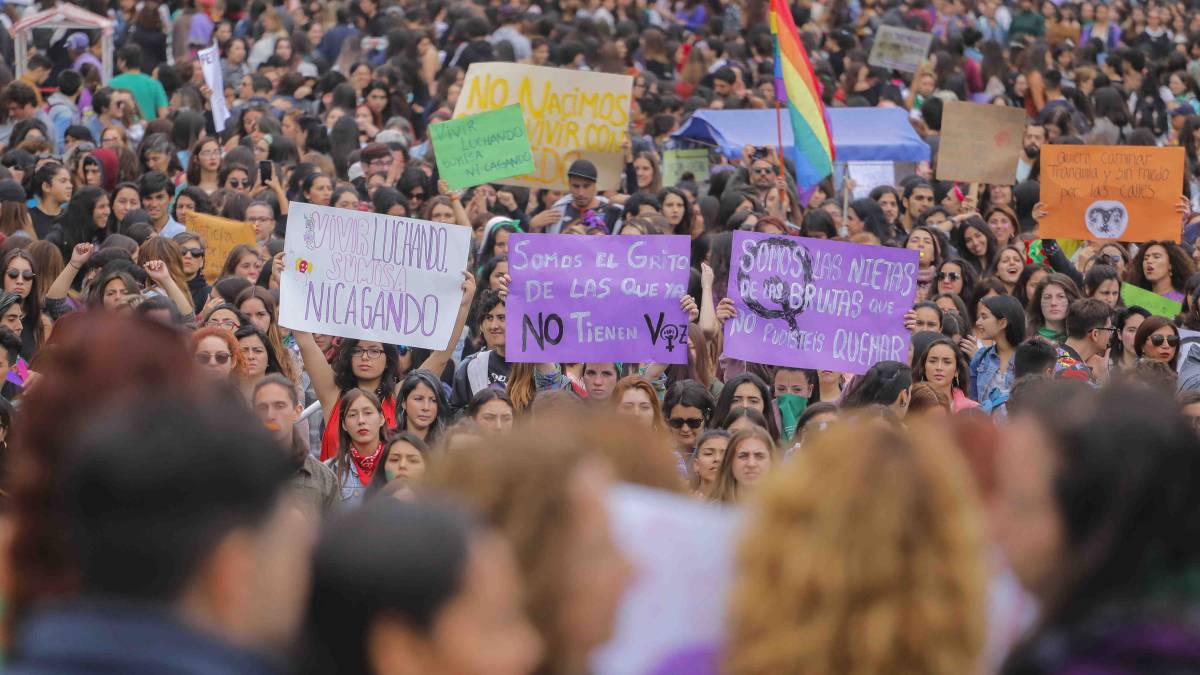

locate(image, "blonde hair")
[[424, 416, 682, 674], [710, 426, 777, 504], [506, 361, 537, 414], [724, 422, 987, 675]]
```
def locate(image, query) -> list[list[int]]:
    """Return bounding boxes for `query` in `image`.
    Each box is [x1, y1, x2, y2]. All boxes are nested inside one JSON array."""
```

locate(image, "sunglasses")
[[195, 352, 231, 365], [936, 271, 961, 281], [228, 179, 251, 188], [182, 247, 205, 257], [751, 167, 775, 175], [1150, 334, 1181, 347], [668, 417, 704, 430], [7, 269, 34, 280]]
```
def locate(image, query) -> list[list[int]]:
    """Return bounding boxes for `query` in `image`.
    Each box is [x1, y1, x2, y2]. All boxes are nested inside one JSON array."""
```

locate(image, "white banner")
[[197, 42, 231, 133], [279, 202, 472, 350]]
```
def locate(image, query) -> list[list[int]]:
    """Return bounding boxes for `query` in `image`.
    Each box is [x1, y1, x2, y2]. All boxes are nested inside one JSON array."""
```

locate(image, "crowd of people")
[[0, 0, 1197, 672]]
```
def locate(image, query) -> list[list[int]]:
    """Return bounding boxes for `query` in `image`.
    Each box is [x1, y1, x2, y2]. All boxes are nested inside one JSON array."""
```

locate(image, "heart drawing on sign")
[[994, 130, 1009, 146], [1083, 200, 1129, 239]]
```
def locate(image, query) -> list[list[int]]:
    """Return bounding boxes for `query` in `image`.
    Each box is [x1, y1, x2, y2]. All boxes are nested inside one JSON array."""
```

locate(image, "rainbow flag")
[[770, 0, 835, 190]]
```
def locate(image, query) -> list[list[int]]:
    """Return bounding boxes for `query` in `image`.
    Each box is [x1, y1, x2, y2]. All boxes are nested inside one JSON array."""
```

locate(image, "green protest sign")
[[662, 149, 710, 187], [431, 105, 535, 190], [1121, 282, 1182, 318]]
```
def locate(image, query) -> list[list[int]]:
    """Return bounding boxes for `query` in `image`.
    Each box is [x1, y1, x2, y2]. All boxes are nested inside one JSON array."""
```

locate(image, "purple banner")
[[724, 231, 918, 374], [507, 234, 691, 364]]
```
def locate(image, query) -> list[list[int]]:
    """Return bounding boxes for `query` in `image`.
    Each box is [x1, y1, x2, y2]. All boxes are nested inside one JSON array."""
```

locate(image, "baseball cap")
[[0, 180, 25, 202], [66, 33, 90, 51], [566, 159, 598, 182]]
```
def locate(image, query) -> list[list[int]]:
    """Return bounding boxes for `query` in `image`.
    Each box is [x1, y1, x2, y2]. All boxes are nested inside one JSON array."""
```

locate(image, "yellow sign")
[[454, 63, 633, 192], [184, 211, 257, 283]]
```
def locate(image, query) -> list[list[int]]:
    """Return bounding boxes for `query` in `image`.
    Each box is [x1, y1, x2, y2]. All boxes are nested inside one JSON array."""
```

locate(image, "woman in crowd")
[[235, 286, 299, 383], [233, 324, 283, 400], [970, 295, 1027, 412], [2, 249, 43, 358], [329, 387, 388, 503], [1134, 315, 1181, 368], [367, 431, 431, 494], [612, 376, 666, 431], [842, 361, 913, 415], [989, 245, 1028, 295], [394, 370, 451, 447], [449, 378, 508, 430], [662, 380, 716, 462], [1127, 240, 1194, 303], [220, 244, 263, 284], [45, 186, 109, 261], [1027, 274, 1081, 343], [953, 216, 999, 277], [710, 426, 778, 504], [189, 326, 245, 385], [999, 386, 1200, 671], [725, 422, 985, 675], [711, 373, 780, 442], [1113, 306, 1151, 371], [303, 499, 543, 675], [690, 429, 730, 499], [913, 334, 978, 412], [1083, 263, 1122, 308]]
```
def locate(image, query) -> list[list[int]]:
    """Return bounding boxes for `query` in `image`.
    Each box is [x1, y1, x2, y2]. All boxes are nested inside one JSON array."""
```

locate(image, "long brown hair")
[[724, 421, 986, 675], [139, 236, 193, 313], [332, 387, 386, 482], [235, 286, 299, 383], [710, 426, 777, 504]]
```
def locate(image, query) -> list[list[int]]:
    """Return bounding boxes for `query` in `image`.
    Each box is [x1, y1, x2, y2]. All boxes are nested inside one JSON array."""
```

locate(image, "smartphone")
[[751, 146, 770, 160], [259, 160, 272, 183]]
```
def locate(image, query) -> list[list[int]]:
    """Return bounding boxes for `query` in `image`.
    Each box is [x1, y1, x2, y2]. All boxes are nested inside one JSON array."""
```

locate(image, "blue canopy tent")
[[672, 107, 930, 164]]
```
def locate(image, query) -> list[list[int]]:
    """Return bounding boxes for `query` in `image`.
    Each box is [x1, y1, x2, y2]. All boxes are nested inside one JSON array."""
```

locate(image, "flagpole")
[[775, 98, 785, 175]]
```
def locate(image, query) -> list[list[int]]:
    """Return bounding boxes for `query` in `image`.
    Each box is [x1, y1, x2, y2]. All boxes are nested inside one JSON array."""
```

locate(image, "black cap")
[[566, 159, 598, 182], [0, 180, 26, 203]]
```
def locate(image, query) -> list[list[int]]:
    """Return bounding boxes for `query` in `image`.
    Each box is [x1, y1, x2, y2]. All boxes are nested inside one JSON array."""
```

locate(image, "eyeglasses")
[[195, 351, 231, 365], [6, 269, 34, 280], [668, 417, 704, 430], [352, 347, 385, 359], [206, 318, 239, 330], [228, 179, 250, 188], [181, 247, 205, 257], [936, 271, 961, 281], [199, 149, 221, 158], [1150, 334, 1181, 347]]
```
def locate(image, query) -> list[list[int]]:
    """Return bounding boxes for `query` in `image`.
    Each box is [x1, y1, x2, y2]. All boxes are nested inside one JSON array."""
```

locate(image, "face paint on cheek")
[[385, 467, 397, 481]]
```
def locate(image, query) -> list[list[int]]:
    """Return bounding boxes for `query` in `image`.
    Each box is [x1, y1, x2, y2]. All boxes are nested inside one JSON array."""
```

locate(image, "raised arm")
[[143, 260, 194, 315], [294, 329, 339, 424], [47, 243, 93, 300], [699, 262, 718, 340]]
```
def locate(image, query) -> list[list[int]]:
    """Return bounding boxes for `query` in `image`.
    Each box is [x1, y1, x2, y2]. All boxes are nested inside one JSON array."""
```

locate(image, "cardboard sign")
[[936, 100, 1026, 185], [429, 104, 536, 190], [847, 161, 896, 199], [723, 231, 918, 374], [278, 202, 472, 349], [454, 63, 633, 191], [591, 484, 741, 675], [505, 233, 691, 364], [662, 149, 710, 187], [197, 42, 231, 133], [1121, 282, 1182, 318], [867, 25, 934, 73], [1040, 145, 1184, 242], [183, 211, 256, 283]]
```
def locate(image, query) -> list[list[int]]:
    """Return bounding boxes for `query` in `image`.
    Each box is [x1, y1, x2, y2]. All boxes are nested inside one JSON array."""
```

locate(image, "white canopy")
[[12, 4, 115, 82]]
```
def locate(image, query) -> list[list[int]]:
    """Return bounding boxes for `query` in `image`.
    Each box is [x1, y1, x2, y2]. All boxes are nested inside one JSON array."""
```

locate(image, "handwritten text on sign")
[[1040, 145, 1183, 242], [724, 232, 918, 373], [455, 63, 632, 192], [279, 202, 471, 349], [429, 104, 535, 190], [506, 234, 690, 363]]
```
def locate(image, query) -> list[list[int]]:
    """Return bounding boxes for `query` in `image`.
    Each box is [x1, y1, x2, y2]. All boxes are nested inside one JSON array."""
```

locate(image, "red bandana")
[[349, 443, 384, 484]]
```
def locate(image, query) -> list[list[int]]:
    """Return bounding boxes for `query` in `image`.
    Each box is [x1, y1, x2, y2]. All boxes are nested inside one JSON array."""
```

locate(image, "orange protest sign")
[[184, 211, 257, 283], [1040, 145, 1183, 242]]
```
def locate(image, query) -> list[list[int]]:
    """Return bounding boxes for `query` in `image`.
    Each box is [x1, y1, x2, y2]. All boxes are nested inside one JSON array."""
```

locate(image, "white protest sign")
[[591, 484, 742, 675], [279, 202, 472, 349], [197, 42, 231, 133], [868, 25, 934, 73]]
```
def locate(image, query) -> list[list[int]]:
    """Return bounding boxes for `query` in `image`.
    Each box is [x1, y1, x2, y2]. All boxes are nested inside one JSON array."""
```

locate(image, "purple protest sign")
[[506, 233, 691, 364], [724, 231, 918, 374]]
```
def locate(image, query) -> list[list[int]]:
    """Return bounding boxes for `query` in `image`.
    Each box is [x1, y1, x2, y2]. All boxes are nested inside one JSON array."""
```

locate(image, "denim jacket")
[[969, 344, 1014, 412]]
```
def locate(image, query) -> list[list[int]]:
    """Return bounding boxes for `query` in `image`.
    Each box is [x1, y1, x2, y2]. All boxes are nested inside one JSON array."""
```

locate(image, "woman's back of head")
[[725, 421, 986, 675]]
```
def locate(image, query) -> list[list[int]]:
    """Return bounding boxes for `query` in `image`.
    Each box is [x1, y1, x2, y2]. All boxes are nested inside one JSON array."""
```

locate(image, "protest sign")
[[505, 233, 691, 364], [592, 484, 741, 675], [429, 104, 535, 190], [1121, 282, 1182, 318], [723, 231, 918, 373], [455, 63, 633, 191], [846, 161, 896, 199], [196, 43, 231, 133], [183, 211, 256, 283], [1040, 145, 1184, 242], [936, 100, 1026, 185], [867, 25, 934, 73], [662, 148, 710, 187], [278, 202, 472, 349]]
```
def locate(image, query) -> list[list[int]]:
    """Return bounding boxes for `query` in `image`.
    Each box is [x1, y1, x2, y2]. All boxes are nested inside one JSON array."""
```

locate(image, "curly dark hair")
[[331, 338, 402, 402], [1127, 240, 1195, 295]]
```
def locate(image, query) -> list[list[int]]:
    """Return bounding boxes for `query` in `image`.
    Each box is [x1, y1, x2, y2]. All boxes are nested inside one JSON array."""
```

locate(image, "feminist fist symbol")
[[736, 237, 813, 335]]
